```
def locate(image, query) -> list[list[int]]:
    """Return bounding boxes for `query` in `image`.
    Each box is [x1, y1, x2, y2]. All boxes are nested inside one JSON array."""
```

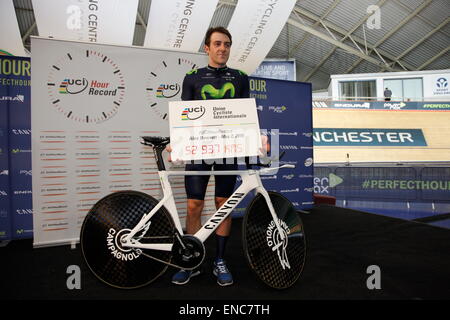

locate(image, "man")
[[168, 27, 268, 286], [384, 87, 392, 101]]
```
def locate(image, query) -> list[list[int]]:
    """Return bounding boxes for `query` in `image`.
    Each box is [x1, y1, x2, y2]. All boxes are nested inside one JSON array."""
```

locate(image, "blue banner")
[[249, 77, 313, 209], [314, 165, 450, 202], [0, 95, 11, 241], [0, 56, 32, 240], [420, 167, 450, 201], [313, 128, 427, 146]]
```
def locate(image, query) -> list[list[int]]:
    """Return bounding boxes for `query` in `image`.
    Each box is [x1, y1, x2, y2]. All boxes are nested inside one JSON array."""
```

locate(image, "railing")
[[315, 161, 450, 167], [312, 96, 450, 102], [313, 163, 450, 219], [311, 99, 450, 110]]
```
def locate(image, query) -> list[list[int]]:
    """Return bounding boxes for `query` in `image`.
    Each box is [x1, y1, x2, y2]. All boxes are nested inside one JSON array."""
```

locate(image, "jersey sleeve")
[[241, 73, 250, 98], [181, 74, 194, 101]]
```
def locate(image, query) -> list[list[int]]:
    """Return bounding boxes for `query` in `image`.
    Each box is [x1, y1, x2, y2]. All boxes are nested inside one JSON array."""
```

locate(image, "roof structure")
[[13, 0, 450, 90]]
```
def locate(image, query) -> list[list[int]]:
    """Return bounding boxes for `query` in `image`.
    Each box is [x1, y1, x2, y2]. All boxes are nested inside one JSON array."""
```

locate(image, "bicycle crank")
[[171, 235, 205, 270]]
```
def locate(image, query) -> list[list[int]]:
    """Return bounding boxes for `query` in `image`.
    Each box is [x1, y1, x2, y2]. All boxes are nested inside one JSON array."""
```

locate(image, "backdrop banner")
[[248, 77, 313, 211], [0, 55, 32, 241], [226, 0, 297, 75], [32, 0, 138, 45], [0, 72, 11, 241], [144, 0, 218, 52], [31, 37, 312, 247], [31, 37, 206, 247]]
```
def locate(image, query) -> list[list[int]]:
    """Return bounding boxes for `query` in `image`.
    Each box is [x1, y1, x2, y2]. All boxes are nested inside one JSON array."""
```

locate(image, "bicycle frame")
[[122, 164, 294, 252]]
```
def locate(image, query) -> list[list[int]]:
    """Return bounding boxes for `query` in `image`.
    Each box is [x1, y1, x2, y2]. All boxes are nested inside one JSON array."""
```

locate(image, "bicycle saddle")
[[141, 136, 170, 148]]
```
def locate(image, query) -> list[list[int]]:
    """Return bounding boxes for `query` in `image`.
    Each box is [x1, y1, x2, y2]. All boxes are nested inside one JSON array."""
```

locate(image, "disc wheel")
[[80, 190, 174, 289], [243, 191, 306, 289]]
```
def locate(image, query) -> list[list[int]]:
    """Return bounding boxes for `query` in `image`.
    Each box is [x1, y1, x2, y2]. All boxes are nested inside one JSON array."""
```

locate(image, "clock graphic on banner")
[[146, 57, 197, 120], [47, 49, 126, 124]]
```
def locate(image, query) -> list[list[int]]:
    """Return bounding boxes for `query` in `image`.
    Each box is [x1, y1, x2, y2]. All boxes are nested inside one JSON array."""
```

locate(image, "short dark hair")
[[204, 27, 232, 46]]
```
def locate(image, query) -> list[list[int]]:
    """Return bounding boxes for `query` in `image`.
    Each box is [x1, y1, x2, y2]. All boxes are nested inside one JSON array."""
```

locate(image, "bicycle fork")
[[255, 189, 287, 242], [251, 169, 285, 241]]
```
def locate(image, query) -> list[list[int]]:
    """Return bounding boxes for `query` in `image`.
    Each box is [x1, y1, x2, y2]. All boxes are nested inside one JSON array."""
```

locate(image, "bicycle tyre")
[[242, 191, 306, 289], [80, 190, 175, 289]]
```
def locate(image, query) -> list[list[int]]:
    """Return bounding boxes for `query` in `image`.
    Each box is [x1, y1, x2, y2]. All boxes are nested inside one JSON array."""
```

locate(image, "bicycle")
[[80, 136, 306, 289]]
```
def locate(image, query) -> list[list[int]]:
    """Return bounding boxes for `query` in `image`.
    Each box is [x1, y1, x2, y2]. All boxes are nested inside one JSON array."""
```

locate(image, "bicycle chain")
[[137, 235, 199, 270], [140, 250, 195, 270]]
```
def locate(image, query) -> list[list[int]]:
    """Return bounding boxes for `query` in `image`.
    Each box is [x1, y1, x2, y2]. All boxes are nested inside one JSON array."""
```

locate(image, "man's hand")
[[165, 144, 184, 165], [259, 135, 270, 156], [165, 144, 173, 162]]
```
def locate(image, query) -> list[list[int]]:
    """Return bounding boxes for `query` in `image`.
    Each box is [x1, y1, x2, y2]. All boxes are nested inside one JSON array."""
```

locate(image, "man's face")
[[204, 32, 231, 68]]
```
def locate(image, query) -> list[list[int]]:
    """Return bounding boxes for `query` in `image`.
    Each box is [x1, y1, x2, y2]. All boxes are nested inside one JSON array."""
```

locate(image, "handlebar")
[[247, 151, 286, 168]]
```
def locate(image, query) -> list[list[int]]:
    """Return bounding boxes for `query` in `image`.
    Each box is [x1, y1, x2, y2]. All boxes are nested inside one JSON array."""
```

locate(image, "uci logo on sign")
[[181, 106, 205, 120]]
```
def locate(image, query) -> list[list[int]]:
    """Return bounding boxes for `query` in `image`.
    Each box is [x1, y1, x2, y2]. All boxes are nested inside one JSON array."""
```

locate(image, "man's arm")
[[181, 72, 194, 101], [241, 73, 250, 98]]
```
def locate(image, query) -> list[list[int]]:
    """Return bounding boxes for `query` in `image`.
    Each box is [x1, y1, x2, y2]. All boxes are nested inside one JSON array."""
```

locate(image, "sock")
[[215, 235, 229, 261]]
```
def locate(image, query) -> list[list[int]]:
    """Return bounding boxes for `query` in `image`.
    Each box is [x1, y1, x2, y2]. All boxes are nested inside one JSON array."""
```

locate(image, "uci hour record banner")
[[31, 37, 206, 247]]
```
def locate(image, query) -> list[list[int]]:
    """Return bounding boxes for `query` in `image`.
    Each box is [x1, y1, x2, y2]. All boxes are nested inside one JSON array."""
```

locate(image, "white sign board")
[[169, 98, 262, 161]]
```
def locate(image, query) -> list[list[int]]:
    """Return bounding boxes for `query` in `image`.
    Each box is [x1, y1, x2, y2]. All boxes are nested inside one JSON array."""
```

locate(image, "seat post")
[[153, 146, 166, 171], [141, 136, 170, 171]]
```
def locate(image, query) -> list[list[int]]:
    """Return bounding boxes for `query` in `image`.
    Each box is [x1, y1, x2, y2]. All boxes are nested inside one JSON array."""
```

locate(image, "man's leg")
[[171, 198, 206, 285], [172, 164, 209, 285], [214, 197, 232, 236], [215, 197, 231, 260], [213, 196, 234, 286], [186, 199, 204, 235]]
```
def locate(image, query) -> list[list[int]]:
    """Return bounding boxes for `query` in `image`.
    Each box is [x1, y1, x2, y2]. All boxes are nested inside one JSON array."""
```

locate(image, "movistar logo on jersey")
[[201, 82, 235, 99]]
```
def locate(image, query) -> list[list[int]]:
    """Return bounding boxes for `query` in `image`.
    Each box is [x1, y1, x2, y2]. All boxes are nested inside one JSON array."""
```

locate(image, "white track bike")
[[80, 136, 306, 289]]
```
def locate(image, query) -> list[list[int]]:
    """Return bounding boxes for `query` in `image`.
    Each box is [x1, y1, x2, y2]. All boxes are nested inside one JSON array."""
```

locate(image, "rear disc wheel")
[[80, 190, 174, 289]]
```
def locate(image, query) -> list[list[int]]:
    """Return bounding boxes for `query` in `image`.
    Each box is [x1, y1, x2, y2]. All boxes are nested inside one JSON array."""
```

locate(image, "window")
[[383, 79, 402, 101], [384, 78, 423, 101], [403, 78, 423, 101], [339, 80, 377, 100]]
